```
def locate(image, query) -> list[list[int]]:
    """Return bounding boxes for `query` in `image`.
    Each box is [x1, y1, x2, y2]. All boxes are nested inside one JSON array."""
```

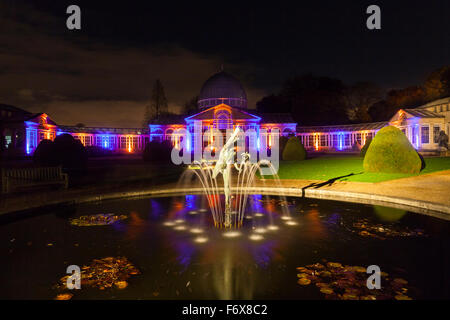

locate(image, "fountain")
[[188, 126, 273, 228]]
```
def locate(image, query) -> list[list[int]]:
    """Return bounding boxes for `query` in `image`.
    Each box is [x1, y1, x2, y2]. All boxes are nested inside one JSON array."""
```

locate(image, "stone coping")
[[3, 184, 448, 221]]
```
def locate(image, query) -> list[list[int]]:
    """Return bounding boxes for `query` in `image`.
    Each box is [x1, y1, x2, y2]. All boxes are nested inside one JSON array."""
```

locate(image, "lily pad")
[[115, 281, 128, 289], [297, 278, 311, 285], [54, 293, 73, 300], [69, 214, 128, 226], [395, 294, 412, 300], [295, 262, 413, 300], [56, 256, 140, 295], [320, 287, 334, 294], [351, 218, 426, 239]]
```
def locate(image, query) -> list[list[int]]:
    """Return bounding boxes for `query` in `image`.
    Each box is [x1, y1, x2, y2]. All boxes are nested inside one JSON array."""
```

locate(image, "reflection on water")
[[374, 206, 407, 222], [304, 209, 327, 238], [0, 194, 449, 300], [159, 194, 295, 299]]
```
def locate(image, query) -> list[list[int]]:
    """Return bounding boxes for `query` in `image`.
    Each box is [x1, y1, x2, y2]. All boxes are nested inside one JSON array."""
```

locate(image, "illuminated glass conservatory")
[[0, 71, 449, 156], [297, 97, 449, 152]]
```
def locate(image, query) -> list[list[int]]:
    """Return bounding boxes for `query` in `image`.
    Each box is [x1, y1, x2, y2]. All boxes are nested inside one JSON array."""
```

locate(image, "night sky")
[[0, 0, 449, 127]]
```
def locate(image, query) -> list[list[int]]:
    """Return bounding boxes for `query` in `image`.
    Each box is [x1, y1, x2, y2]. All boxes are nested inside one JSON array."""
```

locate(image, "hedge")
[[363, 126, 421, 173], [282, 136, 306, 161]]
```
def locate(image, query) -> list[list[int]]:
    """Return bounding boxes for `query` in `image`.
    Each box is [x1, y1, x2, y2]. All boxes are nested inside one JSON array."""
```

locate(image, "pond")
[[1, 195, 449, 300]]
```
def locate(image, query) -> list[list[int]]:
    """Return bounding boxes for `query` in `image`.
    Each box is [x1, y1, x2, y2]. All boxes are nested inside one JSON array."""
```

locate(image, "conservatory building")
[[298, 97, 449, 152], [0, 71, 297, 156], [1, 71, 449, 157]]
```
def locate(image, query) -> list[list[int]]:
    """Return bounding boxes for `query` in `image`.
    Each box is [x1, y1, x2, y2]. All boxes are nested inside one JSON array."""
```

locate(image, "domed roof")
[[198, 71, 247, 109]]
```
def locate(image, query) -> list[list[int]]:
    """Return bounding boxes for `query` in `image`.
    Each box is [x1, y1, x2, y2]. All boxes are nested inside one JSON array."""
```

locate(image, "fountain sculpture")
[[189, 126, 272, 228]]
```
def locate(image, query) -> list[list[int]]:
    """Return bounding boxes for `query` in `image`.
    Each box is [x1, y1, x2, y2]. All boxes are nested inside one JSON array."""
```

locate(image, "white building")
[[297, 97, 450, 153]]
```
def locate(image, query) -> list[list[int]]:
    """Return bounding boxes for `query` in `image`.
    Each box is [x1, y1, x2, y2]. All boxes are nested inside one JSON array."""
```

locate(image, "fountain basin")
[[1, 195, 449, 299]]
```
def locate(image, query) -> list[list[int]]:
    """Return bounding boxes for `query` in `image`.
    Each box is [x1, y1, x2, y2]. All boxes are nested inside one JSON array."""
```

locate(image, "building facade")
[[1, 71, 449, 157], [297, 97, 450, 152], [0, 71, 297, 157]]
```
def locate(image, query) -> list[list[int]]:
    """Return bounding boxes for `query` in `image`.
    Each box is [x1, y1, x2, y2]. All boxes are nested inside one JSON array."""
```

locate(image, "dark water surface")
[[1, 195, 449, 299]]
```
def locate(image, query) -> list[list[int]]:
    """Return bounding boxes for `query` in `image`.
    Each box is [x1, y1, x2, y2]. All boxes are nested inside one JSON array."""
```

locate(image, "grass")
[[264, 156, 450, 183]]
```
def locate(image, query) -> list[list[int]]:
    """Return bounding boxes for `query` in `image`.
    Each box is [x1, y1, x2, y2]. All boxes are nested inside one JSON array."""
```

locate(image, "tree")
[[423, 66, 450, 101], [256, 74, 349, 125], [368, 100, 392, 122], [143, 79, 168, 126], [183, 95, 198, 115], [282, 75, 349, 125], [344, 82, 382, 123], [256, 94, 290, 113], [369, 86, 426, 122], [385, 86, 426, 108]]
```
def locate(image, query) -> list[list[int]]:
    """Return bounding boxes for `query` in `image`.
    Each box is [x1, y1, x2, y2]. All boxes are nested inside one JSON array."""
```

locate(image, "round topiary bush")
[[282, 136, 306, 161], [363, 126, 422, 173], [33, 134, 88, 173], [33, 139, 57, 166], [53, 134, 88, 171], [143, 140, 173, 162], [360, 137, 372, 157]]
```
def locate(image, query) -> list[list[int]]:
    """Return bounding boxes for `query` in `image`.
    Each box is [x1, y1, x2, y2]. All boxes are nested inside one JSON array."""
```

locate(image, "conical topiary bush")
[[363, 126, 421, 173], [282, 136, 306, 161]]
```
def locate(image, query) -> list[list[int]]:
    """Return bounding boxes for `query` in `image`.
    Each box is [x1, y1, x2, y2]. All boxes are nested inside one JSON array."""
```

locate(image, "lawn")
[[263, 156, 450, 183]]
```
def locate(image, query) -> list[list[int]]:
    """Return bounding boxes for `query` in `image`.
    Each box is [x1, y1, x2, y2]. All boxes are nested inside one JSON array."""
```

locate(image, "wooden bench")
[[1, 166, 69, 194]]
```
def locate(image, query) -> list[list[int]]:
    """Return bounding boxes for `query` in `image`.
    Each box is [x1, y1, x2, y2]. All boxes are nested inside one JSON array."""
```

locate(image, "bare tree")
[[143, 79, 168, 127]]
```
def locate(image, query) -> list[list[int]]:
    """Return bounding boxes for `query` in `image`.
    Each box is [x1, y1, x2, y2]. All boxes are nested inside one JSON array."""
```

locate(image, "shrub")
[[279, 136, 289, 157], [53, 134, 88, 171], [438, 130, 449, 149], [33, 139, 57, 166], [360, 137, 372, 157], [363, 126, 422, 173], [352, 142, 361, 152], [282, 136, 306, 160], [143, 140, 173, 163], [85, 146, 114, 157], [33, 134, 88, 172]]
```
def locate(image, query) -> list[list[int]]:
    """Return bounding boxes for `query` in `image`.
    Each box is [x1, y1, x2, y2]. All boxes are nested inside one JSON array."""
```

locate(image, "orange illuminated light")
[[314, 133, 319, 151], [126, 135, 133, 152]]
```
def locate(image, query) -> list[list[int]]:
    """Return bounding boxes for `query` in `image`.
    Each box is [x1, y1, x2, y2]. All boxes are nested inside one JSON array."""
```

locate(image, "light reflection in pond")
[[1, 193, 448, 300]]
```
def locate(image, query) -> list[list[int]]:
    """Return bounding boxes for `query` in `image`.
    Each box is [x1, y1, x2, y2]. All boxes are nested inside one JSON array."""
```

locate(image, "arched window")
[[271, 127, 280, 134], [165, 129, 173, 140], [215, 110, 231, 130], [151, 129, 163, 142]]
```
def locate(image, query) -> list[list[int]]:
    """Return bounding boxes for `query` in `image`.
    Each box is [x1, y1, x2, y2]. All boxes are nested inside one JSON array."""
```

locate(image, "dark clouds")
[[0, 0, 448, 127], [0, 1, 265, 126]]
